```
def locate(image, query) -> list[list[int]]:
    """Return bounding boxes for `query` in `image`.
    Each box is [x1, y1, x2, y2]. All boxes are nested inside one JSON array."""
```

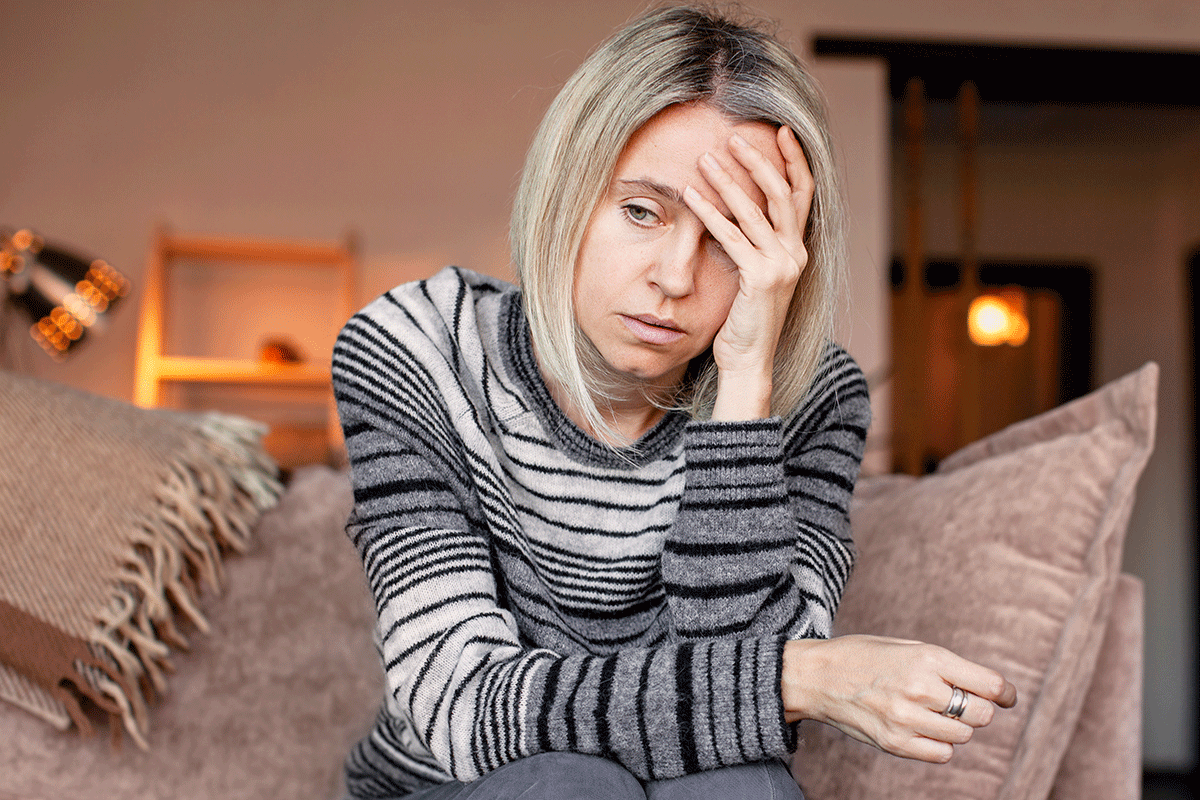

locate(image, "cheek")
[[573, 216, 620, 294], [572, 244, 603, 311], [698, 267, 740, 332]]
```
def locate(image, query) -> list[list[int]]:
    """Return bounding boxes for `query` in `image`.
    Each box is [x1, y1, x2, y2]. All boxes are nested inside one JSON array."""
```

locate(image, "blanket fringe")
[[75, 411, 283, 748]]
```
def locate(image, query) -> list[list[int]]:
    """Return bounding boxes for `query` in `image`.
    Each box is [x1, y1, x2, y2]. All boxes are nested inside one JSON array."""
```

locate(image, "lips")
[[620, 314, 685, 345]]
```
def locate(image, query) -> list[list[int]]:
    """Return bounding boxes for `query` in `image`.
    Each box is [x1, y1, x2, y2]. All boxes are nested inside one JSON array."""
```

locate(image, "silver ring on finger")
[[943, 686, 968, 719]]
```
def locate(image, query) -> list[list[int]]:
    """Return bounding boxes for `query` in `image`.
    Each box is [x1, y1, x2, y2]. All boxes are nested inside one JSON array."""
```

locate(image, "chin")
[[594, 344, 691, 389], [610, 361, 684, 388]]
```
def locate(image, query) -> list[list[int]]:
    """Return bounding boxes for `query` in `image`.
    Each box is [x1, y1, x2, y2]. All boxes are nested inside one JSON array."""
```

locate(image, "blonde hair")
[[510, 4, 846, 444]]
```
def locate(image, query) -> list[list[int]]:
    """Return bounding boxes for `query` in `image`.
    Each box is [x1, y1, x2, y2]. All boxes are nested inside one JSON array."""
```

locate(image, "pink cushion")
[[1050, 573, 1143, 800], [794, 363, 1157, 800]]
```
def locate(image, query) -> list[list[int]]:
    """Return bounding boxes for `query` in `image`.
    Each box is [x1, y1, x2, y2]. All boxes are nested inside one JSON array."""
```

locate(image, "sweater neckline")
[[500, 292, 687, 469]]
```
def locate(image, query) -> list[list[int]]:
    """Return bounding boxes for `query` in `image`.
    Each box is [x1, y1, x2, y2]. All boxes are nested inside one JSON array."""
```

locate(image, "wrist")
[[711, 367, 772, 421], [781, 638, 829, 724]]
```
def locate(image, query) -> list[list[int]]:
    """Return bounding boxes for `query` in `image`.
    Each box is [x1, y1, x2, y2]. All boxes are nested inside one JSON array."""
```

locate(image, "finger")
[[727, 132, 800, 245], [933, 685, 995, 730], [778, 125, 815, 231], [895, 735, 956, 764], [953, 671, 1018, 710], [922, 711, 977, 746], [681, 183, 760, 267], [695, 151, 789, 261], [833, 721, 955, 764], [936, 653, 1018, 709]]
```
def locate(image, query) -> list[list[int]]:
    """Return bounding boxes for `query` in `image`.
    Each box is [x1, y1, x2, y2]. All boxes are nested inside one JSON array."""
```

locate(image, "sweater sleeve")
[[660, 347, 870, 641], [333, 289, 796, 792]]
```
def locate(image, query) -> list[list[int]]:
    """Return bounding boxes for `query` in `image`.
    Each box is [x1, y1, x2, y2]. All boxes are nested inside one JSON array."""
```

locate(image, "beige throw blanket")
[[0, 371, 282, 747]]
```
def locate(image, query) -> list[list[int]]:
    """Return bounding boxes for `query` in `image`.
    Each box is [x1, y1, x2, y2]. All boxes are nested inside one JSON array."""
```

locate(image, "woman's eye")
[[623, 204, 658, 226]]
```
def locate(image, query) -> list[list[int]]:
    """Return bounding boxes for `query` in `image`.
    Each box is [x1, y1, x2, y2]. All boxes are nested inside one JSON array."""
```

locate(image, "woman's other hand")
[[782, 634, 1018, 763], [683, 126, 814, 421]]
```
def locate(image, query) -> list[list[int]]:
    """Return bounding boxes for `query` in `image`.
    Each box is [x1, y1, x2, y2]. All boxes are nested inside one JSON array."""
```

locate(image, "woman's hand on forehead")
[[683, 124, 815, 421]]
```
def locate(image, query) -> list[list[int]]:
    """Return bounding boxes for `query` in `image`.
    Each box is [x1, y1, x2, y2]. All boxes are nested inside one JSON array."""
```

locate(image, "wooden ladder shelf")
[[133, 228, 358, 466]]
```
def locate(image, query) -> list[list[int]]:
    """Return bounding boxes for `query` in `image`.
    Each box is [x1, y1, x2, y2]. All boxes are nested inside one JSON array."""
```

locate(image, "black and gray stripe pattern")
[[332, 267, 869, 797]]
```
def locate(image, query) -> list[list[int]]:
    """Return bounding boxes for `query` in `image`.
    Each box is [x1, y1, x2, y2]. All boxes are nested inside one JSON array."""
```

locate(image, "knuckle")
[[759, 261, 798, 288], [740, 146, 766, 167], [781, 246, 802, 270], [914, 644, 943, 670], [716, 216, 741, 238], [743, 204, 766, 225], [711, 167, 736, 187], [883, 697, 909, 723], [878, 729, 905, 753]]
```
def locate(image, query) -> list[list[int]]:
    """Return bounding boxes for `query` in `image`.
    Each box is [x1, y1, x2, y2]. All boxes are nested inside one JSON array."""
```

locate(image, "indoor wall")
[[2, 0, 1197, 771]]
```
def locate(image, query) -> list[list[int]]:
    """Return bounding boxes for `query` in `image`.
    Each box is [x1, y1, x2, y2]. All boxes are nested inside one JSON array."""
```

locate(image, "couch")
[[0, 363, 1155, 800]]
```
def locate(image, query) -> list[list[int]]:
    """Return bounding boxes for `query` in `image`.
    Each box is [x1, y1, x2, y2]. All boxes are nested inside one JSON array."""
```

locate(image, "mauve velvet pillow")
[[792, 363, 1157, 800]]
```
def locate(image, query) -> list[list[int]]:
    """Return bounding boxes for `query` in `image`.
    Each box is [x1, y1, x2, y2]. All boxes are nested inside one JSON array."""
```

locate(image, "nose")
[[647, 229, 702, 299]]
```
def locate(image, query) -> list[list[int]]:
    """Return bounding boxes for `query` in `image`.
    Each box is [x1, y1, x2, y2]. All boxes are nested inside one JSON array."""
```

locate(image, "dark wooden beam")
[[813, 37, 1200, 107]]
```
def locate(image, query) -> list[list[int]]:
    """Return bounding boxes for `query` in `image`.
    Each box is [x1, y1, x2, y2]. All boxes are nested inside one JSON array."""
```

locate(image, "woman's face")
[[573, 102, 786, 394]]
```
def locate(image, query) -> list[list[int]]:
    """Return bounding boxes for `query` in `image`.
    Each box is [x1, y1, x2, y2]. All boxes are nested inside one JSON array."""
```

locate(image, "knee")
[[490, 752, 643, 799], [644, 760, 804, 800]]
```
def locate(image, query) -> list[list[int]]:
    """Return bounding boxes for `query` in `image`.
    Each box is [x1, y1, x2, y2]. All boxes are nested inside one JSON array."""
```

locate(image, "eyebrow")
[[615, 178, 737, 223], [615, 178, 685, 206]]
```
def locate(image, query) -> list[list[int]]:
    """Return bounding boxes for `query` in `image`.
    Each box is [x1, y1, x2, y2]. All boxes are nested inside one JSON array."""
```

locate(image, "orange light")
[[968, 290, 1029, 347]]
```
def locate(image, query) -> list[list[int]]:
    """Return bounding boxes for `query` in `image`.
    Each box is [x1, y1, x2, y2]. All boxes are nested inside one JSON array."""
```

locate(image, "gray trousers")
[[400, 753, 805, 800]]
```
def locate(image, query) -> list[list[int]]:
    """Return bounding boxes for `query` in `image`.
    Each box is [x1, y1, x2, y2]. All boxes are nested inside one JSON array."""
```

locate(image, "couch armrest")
[[1049, 573, 1143, 800]]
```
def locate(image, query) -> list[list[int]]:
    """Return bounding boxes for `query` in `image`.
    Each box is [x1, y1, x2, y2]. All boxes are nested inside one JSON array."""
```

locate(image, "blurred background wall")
[[1, 0, 1196, 773]]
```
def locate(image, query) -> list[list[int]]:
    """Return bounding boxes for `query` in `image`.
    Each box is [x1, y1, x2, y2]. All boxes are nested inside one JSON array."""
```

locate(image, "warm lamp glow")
[[968, 291, 1029, 347]]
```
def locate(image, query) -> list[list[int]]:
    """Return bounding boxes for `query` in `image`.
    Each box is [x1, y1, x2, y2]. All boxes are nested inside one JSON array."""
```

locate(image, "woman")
[[332, 6, 1016, 799]]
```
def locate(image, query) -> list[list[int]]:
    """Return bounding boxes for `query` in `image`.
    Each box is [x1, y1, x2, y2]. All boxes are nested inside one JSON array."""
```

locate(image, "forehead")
[[612, 104, 784, 206]]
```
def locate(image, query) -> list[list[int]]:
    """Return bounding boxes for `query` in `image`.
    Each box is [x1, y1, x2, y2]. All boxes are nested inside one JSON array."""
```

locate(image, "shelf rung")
[[160, 235, 350, 265], [154, 356, 331, 387]]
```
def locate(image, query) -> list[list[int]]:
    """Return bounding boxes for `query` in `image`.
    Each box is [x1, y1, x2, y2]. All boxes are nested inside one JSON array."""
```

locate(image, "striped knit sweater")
[[332, 267, 870, 798]]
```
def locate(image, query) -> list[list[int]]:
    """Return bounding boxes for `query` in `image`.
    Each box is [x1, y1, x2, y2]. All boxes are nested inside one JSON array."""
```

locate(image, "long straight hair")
[[510, 5, 846, 445]]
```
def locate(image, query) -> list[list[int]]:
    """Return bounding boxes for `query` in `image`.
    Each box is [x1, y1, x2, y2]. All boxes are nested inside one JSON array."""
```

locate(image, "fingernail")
[[700, 152, 721, 169], [731, 133, 749, 147]]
